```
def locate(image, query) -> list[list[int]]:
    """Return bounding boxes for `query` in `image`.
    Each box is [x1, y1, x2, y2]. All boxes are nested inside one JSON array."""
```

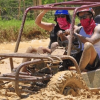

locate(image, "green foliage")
[[0, 0, 72, 20], [42, 0, 71, 4], [75, 17, 80, 25], [0, 19, 49, 42], [0, 0, 78, 43], [0, 0, 34, 20], [0, 20, 21, 42], [42, 0, 61, 4]]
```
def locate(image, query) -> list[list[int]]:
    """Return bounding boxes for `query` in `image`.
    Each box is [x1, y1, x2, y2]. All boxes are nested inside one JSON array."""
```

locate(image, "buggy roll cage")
[[0, 0, 100, 97], [14, 0, 100, 56]]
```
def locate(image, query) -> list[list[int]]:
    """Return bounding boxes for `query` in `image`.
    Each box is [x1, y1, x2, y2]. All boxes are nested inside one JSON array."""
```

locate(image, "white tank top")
[[79, 27, 100, 57]]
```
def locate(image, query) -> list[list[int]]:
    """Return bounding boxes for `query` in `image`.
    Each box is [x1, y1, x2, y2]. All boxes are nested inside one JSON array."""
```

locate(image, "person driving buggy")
[[21, 9, 72, 72], [65, 7, 100, 72], [34, 9, 72, 53]]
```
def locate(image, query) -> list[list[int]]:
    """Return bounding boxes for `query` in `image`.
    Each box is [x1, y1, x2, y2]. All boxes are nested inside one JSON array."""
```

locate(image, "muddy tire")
[[0, 81, 4, 88], [47, 71, 88, 96]]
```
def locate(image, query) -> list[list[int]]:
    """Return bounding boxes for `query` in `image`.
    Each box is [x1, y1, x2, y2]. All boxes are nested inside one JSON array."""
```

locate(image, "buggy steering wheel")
[[57, 31, 82, 55]]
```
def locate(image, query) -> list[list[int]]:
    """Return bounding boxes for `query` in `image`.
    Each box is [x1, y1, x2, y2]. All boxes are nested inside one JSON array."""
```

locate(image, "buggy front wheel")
[[47, 71, 88, 96]]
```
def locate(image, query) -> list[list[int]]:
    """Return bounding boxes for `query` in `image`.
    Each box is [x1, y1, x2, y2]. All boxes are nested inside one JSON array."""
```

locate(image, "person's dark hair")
[[54, 14, 71, 24], [94, 15, 100, 24]]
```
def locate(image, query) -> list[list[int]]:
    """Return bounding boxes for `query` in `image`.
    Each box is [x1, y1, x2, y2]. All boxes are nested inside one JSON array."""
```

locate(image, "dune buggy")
[[0, 0, 100, 98]]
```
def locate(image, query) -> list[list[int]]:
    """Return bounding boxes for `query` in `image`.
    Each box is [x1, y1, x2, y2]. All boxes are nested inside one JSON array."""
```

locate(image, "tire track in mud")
[[0, 39, 100, 100], [29, 71, 100, 100]]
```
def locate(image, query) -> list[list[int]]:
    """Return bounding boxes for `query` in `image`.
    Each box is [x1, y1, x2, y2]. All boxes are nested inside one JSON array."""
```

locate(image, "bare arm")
[[57, 25, 78, 41], [35, 10, 55, 32], [57, 30, 69, 41], [75, 25, 100, 44]]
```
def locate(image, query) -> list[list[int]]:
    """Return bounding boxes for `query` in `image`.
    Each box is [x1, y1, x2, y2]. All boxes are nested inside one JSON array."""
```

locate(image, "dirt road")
[[0, 38, 100, 100], [0, 38, 49, 74]]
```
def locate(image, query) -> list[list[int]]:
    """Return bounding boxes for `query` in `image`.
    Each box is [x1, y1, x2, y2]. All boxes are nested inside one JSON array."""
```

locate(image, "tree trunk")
[[0, 8, 1, 17], [64, 0, 67, 7], [18, 0, 21, 20], [39, 0, 42, 6], [33, 0, 42, 19], [33, 0, 37, 19], [23, 0, 25, 13], [55, 0, 57, 3]]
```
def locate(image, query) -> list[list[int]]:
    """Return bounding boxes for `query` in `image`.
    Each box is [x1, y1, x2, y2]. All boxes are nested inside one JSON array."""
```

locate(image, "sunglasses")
[[78, 14, 90, 20], [55, 14, 66, 18]]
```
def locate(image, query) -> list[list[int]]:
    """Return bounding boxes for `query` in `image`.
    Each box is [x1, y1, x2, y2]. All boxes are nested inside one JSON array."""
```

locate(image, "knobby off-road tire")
[[47, 71, 88, 96]]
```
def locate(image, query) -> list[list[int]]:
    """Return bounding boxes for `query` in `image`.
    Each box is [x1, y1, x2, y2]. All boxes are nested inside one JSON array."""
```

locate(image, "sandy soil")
[[0, 38, 100, 100]]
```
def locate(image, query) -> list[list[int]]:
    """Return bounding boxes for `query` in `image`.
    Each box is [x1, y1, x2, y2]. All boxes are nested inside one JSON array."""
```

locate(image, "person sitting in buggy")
[[21, 9, 72, 72], [61, 7, 100, 72]]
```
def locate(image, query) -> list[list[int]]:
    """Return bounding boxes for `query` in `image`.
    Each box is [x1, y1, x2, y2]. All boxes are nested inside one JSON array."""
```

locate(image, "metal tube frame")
[[14, 1, 100, 56], [1, 0, 100, 97]]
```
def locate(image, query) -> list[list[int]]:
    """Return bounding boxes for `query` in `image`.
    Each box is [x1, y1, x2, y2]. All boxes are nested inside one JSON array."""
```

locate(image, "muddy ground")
[[0, 38, 100, 100]]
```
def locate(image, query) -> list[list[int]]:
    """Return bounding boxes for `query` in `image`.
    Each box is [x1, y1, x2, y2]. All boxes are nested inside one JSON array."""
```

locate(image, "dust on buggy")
[[0, 0, 100, 98]]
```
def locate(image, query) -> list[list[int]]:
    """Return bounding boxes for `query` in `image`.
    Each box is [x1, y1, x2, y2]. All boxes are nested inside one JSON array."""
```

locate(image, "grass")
[[0, 16, 80, 43], [0, 20, 21, 29], [0, 19, 49, 43]]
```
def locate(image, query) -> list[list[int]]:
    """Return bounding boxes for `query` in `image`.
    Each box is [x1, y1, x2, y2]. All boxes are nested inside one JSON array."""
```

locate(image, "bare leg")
[[21, 44, 57, 72], [37, 42, 59, 54], [51, 42, 59, 52], [37, 47, 51, 54], [21, 46, 38, 72], [79, 42, 97, 71]]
